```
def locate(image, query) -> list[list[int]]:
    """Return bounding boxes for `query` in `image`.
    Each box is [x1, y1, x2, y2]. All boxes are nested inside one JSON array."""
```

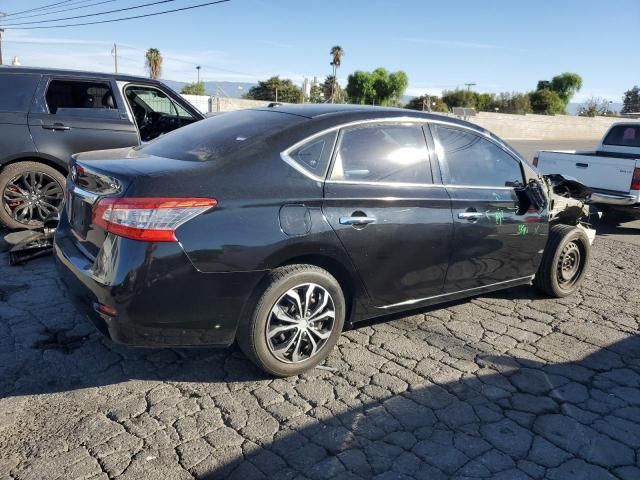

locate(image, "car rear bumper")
[[54, 214, 267, 347]]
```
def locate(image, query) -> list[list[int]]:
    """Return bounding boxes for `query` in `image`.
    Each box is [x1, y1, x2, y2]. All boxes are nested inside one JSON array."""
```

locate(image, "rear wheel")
[[0, 162, 66, 230], [533, 224, 590, 297], [237, 264, 345, 377]]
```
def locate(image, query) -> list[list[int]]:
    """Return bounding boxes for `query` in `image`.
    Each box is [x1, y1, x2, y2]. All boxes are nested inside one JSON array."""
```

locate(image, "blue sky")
[[2, 0, 638, 102]]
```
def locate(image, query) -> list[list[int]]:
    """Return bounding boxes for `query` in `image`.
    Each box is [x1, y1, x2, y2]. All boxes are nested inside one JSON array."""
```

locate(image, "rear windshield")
[[0, 73, 40, 113], [603, 125, 640, 148], [141, 109, 303, 161]]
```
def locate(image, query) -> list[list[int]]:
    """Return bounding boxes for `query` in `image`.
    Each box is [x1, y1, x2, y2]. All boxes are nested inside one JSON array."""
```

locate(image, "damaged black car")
[[53, 105, 596, 376]]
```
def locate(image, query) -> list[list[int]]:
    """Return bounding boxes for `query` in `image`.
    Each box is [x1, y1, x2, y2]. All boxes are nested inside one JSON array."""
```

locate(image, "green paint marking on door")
[[518, 224, 529, 236]]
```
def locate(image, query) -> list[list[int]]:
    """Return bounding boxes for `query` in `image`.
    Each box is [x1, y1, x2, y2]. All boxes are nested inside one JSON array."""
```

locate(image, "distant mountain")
[[162, 80, 257, 98]]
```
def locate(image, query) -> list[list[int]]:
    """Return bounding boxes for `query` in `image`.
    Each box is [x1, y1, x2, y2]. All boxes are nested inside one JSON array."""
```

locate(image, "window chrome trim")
[[280, 116, 497, 183], [325, 179, 443, 188], [376, 275, 534, 310]]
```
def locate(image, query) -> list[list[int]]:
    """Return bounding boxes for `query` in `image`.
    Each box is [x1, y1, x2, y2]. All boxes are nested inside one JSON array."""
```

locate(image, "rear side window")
[[0, 74, 40, 113], [141, 109, 303, 162], [46, 80, 116, 114], [433, 125, 523, 187], [287, 131, 337, 176], [330, 124, 432, 184], [603, 125, 640, 148]]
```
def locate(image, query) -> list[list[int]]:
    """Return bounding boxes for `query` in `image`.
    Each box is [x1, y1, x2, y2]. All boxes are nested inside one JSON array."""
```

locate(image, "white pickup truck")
[[534, 122, 640, 215]]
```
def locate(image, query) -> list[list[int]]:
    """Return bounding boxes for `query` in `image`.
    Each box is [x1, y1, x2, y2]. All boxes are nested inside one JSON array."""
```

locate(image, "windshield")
[[140, 109, 303, 161]]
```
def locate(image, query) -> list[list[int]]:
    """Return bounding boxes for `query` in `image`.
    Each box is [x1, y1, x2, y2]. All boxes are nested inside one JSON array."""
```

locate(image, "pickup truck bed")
[[534, 123, 640, 210]]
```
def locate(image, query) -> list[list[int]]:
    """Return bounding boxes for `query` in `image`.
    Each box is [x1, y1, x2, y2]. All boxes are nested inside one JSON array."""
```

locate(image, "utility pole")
[[196, 65, 201, 83], [275, 87, 278, 103], [111, 43, 118, 73], [0, 12, 5, 66], [464, 82, 476, 91]]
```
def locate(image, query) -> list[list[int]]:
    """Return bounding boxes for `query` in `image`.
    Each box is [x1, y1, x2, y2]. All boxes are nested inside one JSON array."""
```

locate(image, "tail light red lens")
[[632, 167, 640, 191], [532, 156, 539, 167], [93, 197, 217, 242]]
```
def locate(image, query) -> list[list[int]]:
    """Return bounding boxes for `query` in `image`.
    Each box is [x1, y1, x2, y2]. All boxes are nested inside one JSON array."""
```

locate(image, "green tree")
[[346, 68, 408, 106], [309, 83, 324, 103], [346, 70, 375, 104], [622, 86, 640, 114], [550, 72, 583, 105], [329, 46, 344, 103], [441, 89, 478, 109], [404, 95, 449, 113], [144, 48, 163, 79], [243, 76, 303, 103], [489, 92, 532, 114], [181, 81, 206, 95], [530, 89, 565, 115], [322, 75, 346, 103]]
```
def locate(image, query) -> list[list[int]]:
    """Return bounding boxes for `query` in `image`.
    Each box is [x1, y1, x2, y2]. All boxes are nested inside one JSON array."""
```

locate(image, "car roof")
[[255, 103, 487, 133], [0, 65, 161, 84]]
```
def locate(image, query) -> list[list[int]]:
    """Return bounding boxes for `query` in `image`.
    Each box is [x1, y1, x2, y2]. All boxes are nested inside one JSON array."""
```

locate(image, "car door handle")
[[339, 216, 376, 226], [458, 212, 481, 221], [42, 123, 71, 131]]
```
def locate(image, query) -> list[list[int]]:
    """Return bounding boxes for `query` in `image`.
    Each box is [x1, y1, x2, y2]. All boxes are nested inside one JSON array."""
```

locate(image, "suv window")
[[0, 74, 40, 113], [330, 124, 432, 184], [288, 131, 337, 176], [125, 85, 197, 142], [603, 125, 640, 148], [46, 80, 116, 114], [433, 125, 523, 187]]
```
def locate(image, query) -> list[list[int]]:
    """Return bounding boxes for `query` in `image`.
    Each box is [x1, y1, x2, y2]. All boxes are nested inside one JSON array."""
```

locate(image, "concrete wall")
[[468, 112, 638, 141], [179, 94, 637, 141]]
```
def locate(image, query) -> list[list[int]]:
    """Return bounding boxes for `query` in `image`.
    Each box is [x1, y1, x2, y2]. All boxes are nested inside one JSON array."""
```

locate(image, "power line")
[[4, 0, 79, 17], [5, 0, 119, 21], [2, 0, 176, 26], [1, 0, 231, 29]]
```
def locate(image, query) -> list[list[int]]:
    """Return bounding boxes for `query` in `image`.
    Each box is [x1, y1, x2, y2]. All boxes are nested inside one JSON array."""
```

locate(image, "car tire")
[[238, 264, 345, 377], [0, 162, 66, 230], [533, 224, 591, 298]]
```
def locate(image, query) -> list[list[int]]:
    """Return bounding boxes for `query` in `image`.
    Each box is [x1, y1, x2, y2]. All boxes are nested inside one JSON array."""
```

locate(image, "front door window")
[[125, 86, 196, 142]]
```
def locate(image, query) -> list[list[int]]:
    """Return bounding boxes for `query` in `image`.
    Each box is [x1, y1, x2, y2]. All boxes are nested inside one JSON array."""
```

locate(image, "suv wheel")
[[533, 224, 591, 297], [238, 264, 345, 377], [0, 162, 66, 230]]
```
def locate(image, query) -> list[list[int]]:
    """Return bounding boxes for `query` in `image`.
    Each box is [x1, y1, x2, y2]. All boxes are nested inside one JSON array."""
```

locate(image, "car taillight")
[[532, 156, 539, 167], [93, 197, 217, 242], [632, 167, 640, 191]]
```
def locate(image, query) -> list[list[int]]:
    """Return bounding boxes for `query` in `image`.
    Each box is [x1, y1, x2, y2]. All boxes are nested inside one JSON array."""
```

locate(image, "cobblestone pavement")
[[1, 237, 639, 480]]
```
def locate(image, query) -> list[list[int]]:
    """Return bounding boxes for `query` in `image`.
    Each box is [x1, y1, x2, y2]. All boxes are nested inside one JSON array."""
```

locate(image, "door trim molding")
[[375, 275, 534, 310]]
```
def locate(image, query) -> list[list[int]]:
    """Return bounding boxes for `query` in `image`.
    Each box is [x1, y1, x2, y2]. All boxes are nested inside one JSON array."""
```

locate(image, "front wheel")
[[533, 224, 591, 297], [237, 264, 345, 377], [0, 162, 66, 230]]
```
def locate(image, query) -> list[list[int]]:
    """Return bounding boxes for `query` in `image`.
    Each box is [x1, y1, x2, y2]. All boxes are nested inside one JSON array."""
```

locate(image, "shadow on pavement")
[[189, 336, 640, 480]]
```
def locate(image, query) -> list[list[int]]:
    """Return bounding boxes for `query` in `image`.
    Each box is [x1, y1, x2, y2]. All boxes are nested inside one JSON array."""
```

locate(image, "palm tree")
[[145, 48, 163, 80], [329, 45, 344, 103]]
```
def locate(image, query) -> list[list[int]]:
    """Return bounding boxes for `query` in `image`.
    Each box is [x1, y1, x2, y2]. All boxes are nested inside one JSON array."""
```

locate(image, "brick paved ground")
[[1, 237, 639, 480]]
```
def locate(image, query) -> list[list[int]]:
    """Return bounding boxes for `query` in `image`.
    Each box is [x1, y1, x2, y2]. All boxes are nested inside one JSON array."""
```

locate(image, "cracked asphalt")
[[1, 235, 639, 480]]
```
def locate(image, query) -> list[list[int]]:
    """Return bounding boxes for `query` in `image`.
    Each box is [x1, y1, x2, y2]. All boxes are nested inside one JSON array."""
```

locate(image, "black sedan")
[[55, 104, 593, 376]]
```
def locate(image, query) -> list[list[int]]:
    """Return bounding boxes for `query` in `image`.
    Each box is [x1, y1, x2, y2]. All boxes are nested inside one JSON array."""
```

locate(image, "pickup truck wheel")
[[237, 264, 345, 377], [0, 162, 66, 230], [534, 224, 590, 298]]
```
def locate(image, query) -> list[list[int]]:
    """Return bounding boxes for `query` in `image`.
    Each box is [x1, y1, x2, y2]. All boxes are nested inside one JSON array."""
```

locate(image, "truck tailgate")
[[537, 151, 637, 193]]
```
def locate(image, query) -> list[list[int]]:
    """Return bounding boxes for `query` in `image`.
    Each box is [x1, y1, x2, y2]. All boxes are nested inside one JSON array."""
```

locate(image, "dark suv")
[[0, 66, 204, 229]]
